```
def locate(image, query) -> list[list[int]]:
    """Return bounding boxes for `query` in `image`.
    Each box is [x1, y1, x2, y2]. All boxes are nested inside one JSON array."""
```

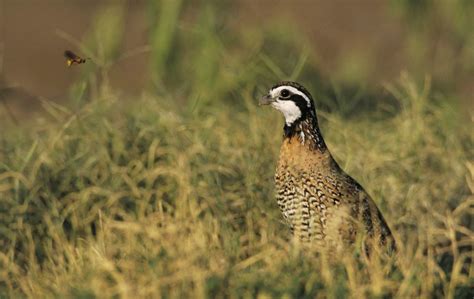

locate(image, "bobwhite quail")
[[260, 81, 395, 252]]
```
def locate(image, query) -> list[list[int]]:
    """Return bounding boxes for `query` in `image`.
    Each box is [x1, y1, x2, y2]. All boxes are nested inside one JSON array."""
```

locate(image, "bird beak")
[[259, 94, 274, 106]]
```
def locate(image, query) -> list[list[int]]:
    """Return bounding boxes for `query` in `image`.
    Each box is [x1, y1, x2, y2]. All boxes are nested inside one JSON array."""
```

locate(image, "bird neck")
[[283, 115, 327, 152]]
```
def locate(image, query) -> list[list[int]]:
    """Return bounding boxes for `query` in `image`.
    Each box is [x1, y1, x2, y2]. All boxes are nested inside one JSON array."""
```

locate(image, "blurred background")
[[1, 2, 473, 297], [0, 0, 472, 122]]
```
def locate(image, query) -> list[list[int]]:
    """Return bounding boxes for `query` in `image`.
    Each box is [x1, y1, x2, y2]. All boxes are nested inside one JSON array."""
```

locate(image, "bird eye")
[[280, 89, 290, 98]]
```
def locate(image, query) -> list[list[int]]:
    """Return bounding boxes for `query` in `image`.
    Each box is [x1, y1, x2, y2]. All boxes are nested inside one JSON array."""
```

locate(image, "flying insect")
[[64, 50, 87, 67]]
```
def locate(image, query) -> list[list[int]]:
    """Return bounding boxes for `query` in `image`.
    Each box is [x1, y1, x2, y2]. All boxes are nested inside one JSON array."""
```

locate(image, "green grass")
[[0, 74, 472, 298]]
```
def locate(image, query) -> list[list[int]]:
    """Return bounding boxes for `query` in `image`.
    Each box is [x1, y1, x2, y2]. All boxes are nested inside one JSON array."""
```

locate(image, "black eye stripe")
[[292, 95, 310, 107], [277, 93, 310, 109]]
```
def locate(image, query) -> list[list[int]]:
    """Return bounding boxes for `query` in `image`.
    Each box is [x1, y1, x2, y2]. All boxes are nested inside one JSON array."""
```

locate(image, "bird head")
[[259, 81, 316, 126]]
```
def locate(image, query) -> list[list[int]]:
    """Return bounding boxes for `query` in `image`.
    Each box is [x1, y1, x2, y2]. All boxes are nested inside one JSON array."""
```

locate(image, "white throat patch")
[[271, 100, 301, 126]]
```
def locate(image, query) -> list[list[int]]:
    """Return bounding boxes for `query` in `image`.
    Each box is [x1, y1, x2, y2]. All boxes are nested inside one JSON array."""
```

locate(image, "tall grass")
[[1, 1, 473, 298], [0, 73, 472, 298]]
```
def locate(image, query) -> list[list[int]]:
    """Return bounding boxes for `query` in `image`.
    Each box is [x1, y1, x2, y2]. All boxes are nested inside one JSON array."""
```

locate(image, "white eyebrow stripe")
[[270, 86, 311, 107]]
